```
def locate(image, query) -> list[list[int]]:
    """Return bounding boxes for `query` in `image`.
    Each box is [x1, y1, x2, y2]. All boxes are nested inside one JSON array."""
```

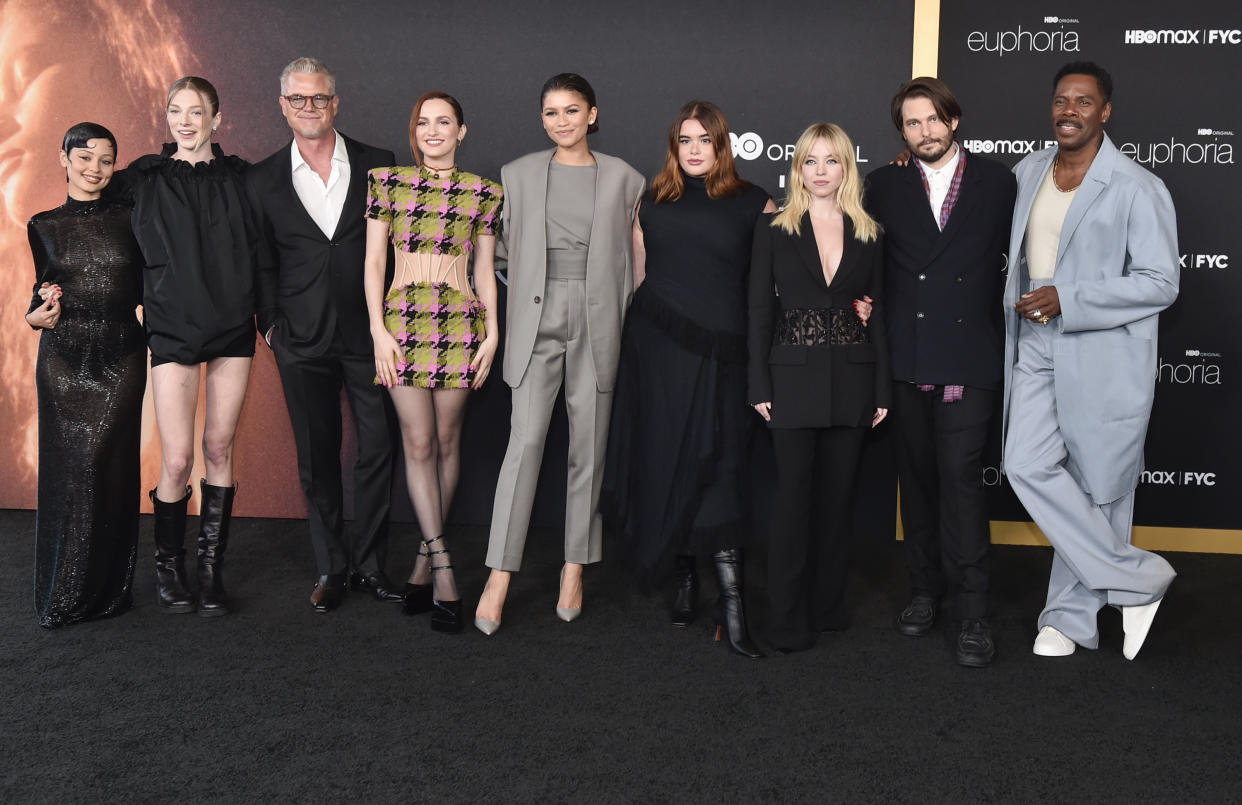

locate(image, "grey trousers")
[[486, 276, 611, 571], [1004, 316, 1175, 649]]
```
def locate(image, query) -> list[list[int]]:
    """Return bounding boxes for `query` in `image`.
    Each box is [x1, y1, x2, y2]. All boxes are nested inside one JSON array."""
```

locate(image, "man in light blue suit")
[[1002, 62, 1178, 661]]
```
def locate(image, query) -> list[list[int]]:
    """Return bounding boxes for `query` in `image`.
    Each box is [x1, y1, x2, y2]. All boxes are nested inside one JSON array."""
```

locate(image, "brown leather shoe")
[[310, 574, 344, 613]]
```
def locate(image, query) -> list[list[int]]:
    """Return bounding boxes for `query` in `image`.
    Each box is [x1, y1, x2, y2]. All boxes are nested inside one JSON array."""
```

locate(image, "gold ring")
[[1038, 315, 1050, 325]]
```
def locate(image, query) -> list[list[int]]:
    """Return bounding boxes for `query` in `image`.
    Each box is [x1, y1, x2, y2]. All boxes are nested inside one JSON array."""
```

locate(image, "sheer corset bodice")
[[391, 249, 474, 298]]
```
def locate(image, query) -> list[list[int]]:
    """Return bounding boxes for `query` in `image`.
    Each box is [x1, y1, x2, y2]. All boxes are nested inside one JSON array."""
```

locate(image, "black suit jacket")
[[248, 133, 395, 358], [864, 152, 1016, 390], [748, 212, 890, 429]]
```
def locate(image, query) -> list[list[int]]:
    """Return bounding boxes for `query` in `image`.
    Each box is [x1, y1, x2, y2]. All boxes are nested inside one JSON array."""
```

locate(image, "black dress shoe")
[[348, 570, 403, 602], [896, 595, 937, 636], [310, 575, 345, 613], [956, 619, 996, 667]]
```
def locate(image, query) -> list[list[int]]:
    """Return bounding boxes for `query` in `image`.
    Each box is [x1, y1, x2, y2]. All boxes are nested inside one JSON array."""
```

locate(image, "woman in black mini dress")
[[25, 123, 145, 628], [129, 76, 258, 617]]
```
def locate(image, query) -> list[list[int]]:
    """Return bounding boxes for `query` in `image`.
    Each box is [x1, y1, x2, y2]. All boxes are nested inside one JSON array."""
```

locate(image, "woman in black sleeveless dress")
[[603, 102, 774, 658], [25, 123, 146, 628], [129, 77, 258, 617]]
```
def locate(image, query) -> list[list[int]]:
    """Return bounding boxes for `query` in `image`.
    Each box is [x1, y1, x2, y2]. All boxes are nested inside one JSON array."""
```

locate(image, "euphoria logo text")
[[1157, 356, 1222, 385], [966, 25, 1080, 56]]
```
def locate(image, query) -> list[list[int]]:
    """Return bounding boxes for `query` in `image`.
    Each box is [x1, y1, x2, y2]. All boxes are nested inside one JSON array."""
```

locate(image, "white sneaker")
[[1032, 625, 1076, 656], [1121, 598, 1163, 660]]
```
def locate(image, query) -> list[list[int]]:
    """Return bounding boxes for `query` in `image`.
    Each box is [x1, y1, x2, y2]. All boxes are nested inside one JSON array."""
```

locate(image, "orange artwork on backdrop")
[[0, 0, 304, 517]]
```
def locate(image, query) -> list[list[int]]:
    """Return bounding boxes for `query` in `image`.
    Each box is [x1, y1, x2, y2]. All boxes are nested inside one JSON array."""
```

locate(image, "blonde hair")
[[772, 123, 879, 243], [280, 57, 336, 95]]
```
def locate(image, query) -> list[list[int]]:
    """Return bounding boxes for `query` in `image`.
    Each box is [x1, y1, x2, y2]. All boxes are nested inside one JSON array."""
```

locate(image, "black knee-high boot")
[[712, 548, 763, 659], [196, 480, 236, 617], [151, 486, 195, 613], [671, 554, 698, 627]]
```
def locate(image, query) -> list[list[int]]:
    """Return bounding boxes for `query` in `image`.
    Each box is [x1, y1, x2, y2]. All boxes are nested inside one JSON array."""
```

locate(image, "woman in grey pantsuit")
[[475, 74, 644, 635]]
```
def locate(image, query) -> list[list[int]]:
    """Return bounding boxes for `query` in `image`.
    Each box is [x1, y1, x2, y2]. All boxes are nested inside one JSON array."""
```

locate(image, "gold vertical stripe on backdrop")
[[912, 0, 940, 76], [896, 0, 1241, 554]]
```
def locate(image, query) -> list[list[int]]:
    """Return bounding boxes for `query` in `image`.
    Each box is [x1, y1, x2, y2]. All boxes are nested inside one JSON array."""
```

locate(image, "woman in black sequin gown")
[[25, 123, 145, 629], [602, 102, 774, 657]]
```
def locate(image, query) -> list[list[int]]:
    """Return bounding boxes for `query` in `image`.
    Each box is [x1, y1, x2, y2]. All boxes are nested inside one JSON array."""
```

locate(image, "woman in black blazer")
[[748, 122, 890, 653]]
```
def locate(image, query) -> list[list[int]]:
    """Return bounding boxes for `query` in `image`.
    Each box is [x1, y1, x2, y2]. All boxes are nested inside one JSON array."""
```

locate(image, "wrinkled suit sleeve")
[[1058, 178, 1179, 333]]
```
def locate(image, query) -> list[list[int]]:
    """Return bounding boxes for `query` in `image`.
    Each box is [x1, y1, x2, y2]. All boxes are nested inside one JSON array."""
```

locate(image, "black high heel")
[[403, 583, 432, 615], [424, 535, 462, 634], [712, 548, 763, 659], [403, 541, 432, 616], [671, 554, 698, 627]]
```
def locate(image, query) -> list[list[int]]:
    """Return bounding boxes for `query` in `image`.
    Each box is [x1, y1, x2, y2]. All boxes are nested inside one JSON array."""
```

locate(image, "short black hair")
[[540, 72, 599, 134], [62, 122, 117, 155], [1053, 61, 1112, 103]]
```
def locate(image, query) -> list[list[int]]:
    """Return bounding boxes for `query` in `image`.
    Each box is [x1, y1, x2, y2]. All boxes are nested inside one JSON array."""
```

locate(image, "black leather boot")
[[671, 554, 698, 627], [712, 548, 763, 659], [196, 480, 236, 617], [151, 486, 195, 614]]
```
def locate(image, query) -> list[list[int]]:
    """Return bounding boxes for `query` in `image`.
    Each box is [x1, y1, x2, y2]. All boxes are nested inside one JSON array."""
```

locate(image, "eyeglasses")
[[283, 94, 334, 109]]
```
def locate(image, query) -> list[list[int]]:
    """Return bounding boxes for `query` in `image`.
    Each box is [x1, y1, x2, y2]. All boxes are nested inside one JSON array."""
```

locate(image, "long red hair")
[[650, 100, 751, 203]]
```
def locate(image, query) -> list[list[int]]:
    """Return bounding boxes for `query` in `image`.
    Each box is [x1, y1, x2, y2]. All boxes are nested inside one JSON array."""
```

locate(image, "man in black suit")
[[248, 57, 399, 612], [866, 77, 1016, 666]]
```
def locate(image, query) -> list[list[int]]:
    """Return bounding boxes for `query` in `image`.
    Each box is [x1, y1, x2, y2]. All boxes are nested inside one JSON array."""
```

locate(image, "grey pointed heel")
[[557, 565, 582, 622]]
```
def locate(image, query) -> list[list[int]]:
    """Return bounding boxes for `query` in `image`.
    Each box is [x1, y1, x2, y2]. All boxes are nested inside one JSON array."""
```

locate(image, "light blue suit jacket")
[[1001, 134, 1179, 504]]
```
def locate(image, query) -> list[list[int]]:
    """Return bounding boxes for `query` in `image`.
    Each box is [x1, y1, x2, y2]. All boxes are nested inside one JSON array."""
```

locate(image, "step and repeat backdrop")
[[2, 0, 1236, 551], [936, 0, 1241, 549], [0, 0, 911, 534]]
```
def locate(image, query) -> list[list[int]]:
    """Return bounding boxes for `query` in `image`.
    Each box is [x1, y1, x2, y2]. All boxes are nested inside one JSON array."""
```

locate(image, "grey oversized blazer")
[[1001, 133, 1179, 504], [496, 148, 645, 392]]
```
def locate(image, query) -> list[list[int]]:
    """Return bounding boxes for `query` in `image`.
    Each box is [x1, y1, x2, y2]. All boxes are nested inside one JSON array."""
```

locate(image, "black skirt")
[[602, 289, 754, 585]]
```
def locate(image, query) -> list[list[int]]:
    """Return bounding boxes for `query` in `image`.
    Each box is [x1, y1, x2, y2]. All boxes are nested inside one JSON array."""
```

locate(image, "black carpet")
[[2, 508, 1240, 803]]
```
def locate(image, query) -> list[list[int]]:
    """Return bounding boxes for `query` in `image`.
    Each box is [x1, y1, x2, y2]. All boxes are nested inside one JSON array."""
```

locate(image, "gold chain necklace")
[[1052, 154, 1081, 193]]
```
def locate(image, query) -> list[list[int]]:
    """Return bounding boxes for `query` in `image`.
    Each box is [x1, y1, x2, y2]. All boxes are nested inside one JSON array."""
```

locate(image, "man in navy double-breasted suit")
[[867, 77, 1016, 667]]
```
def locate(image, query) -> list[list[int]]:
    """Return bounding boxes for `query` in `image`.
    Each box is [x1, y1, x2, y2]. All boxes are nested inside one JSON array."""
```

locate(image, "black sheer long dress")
[[26, 197, 146, 628], [603, 175, 769, 582]]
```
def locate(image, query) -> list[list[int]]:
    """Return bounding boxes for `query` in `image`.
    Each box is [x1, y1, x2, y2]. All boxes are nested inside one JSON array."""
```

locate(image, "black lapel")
[[275, 139, 331, 239], [901, 161, 942, 241], [924, 153, 980, 265], [827, 215, 860, 290], [795, 212, 827, 289], [331, 136, 367, 241]]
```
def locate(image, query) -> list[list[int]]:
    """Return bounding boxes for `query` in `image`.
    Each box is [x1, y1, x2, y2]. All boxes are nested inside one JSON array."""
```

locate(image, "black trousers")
[[767, 425, 866, 651], [272, 340, 394, 576], [890, 381, 995, 619]]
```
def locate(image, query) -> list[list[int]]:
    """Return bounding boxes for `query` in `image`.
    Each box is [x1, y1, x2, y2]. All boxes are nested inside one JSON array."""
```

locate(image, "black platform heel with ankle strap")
[[424, 535, 462, 634]]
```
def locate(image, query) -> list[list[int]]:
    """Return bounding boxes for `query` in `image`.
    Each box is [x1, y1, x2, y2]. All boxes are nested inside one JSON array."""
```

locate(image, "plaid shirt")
[[914, 145, 968, 230], [913, 146, 969, 403]]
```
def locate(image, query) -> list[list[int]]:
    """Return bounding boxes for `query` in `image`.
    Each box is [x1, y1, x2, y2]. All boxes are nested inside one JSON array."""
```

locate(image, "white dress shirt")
[[290, 130, 350, 238], [917, 142, 960, 230]]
